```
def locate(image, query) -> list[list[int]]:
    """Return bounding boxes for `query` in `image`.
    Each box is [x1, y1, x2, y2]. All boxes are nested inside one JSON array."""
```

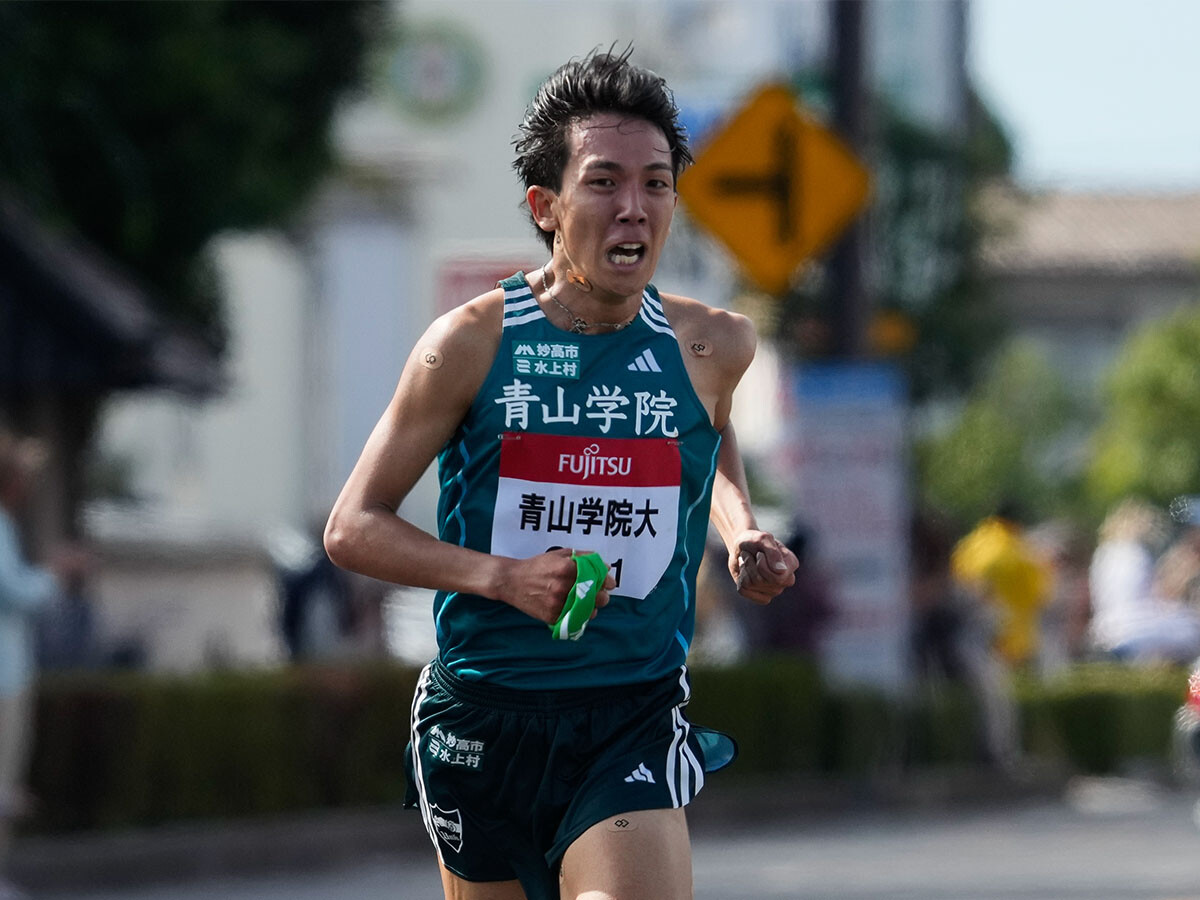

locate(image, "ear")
[[526, 185, 559, 232]]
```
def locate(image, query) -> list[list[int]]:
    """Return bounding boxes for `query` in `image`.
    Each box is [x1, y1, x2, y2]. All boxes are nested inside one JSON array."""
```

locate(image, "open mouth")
[[607, 243, 645, 265]]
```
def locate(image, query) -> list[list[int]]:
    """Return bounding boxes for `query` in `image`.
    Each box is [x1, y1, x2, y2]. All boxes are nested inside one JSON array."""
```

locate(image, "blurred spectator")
[[1153, 515, 1200, 611], [271, 524, 375, 663], [1027, 521, 1092, 677], [735, 524, 834, 658], [281, 551, 354, 661], [914, 508, 1019, 768], [951, 503, 1052, 669], [911, 509, 968, 681], [1089, 499, 1200, 665], [950, 504, 1052, 769], [35, 570, 98, 672], [0, 428, 81, 900]]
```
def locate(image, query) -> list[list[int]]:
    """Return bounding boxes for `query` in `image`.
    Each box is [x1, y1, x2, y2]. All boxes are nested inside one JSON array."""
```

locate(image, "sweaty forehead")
[[566, 114, 672, 166]]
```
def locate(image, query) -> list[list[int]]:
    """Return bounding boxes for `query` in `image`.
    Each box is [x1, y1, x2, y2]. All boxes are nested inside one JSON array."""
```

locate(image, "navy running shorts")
[[404, 659, 735, 900]]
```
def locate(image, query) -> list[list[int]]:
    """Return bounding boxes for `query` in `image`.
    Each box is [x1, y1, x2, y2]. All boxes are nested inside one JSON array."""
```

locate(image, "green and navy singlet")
[[432, 272, 722, 689]]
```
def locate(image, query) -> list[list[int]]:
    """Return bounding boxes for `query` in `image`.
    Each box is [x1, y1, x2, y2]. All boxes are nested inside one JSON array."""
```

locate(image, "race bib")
[[491, 432, 681, 599]]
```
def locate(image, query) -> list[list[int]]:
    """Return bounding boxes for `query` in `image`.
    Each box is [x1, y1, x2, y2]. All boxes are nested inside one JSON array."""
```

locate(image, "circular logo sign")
[[383, 22, 484, 123]]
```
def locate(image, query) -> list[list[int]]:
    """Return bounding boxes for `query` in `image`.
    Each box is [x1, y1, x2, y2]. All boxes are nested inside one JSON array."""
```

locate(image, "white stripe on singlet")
[[640, 290, 676, 336], [502, 285, 545, 328]]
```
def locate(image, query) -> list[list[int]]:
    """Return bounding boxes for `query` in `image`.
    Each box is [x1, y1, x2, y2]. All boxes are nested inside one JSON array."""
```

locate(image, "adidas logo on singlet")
[[627, 349, 662, 373], [624, 762, 655, 784]]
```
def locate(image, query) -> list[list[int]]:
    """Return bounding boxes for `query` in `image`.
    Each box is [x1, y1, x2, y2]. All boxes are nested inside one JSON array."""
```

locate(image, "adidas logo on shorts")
[[624, 762, 655, 784]]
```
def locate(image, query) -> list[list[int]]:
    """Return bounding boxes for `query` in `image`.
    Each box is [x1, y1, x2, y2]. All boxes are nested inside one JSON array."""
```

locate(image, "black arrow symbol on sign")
[[711, 120, 798, 244]]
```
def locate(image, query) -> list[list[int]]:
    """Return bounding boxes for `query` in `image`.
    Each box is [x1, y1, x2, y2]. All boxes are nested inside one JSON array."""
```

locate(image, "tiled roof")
[[0, 192, 223, 395], [978, 186, 1200, 277]]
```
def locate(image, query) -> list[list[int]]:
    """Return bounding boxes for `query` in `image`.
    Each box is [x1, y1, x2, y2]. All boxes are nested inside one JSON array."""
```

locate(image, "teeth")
[[609, 243, 644, 264]]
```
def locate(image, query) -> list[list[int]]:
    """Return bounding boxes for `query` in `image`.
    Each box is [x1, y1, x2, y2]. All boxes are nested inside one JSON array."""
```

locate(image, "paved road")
[[693, 787, 1200, 900], [39, 781, 1200, 900]]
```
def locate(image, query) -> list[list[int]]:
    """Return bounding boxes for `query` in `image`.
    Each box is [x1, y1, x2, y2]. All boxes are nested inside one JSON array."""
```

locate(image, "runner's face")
[[549, 113, 677, 300]]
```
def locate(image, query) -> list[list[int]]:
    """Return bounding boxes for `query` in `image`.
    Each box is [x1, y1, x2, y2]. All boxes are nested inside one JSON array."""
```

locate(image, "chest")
[[479, 327, 710, 441]]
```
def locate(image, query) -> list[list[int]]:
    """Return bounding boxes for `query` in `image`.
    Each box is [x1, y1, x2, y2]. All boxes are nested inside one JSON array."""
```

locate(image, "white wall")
[[308, 209, 419, 519], [95, 232, 309, 537], [94, 541, 282, 672]]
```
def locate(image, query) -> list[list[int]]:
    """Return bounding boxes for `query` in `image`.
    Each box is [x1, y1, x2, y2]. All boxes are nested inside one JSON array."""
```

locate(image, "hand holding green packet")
[[550, 551, 607, 641]]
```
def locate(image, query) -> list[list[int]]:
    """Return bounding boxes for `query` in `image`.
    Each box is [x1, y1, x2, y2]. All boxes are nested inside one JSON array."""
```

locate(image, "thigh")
[[558, 808, 692, 900], [440, 865, 528, 900]]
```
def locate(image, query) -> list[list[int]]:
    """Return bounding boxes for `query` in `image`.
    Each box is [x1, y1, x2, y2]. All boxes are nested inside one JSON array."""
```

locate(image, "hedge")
[[25, 659, 1188, 834], [30, 664, 417, 832], [1015, 664, 1186, 774]]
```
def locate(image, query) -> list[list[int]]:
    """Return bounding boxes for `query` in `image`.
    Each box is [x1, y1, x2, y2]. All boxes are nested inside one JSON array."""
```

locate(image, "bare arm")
[[0, 514, 58, 613], [663, 295, 797, 604], [324, 292, 609, 624], [709, 420, 796, 604]]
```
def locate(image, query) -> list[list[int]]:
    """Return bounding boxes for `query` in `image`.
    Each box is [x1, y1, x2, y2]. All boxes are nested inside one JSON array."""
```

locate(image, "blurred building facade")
[[980, 188, 1200, 395], [84, 0, 972, 674]]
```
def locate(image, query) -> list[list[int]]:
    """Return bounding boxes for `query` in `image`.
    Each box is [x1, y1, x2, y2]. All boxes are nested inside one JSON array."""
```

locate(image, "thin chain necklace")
[[540, 272, 637, 334]]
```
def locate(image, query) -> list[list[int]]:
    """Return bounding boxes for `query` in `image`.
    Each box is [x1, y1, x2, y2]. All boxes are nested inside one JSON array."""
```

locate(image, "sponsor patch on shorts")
[[431, 803, 464, 853], [427, 725, 486, 769]]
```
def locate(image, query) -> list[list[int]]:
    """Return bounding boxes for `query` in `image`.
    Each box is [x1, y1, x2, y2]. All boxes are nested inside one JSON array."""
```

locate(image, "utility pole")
[[828, 0, 869, 359]]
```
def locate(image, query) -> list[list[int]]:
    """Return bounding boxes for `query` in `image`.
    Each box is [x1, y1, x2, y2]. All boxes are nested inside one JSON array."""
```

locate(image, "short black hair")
[[513, 45, 692, 250]]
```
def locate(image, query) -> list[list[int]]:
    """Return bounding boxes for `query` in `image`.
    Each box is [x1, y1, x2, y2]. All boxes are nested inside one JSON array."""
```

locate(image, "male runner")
[[325, 47, 797, 900]]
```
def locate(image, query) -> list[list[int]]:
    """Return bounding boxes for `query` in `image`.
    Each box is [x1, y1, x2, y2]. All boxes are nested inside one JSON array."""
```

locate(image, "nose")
[[616, 185, 648, 224]]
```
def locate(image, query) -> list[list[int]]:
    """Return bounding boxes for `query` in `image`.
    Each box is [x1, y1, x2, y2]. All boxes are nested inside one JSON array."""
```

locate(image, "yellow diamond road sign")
[[678, 84, 871, 296]]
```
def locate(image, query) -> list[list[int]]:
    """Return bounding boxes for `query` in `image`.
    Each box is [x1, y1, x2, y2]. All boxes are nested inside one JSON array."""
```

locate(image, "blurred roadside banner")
[[436, 252, 543, 316], [678, 83, 871, 296], [776, 363, 911, 695]]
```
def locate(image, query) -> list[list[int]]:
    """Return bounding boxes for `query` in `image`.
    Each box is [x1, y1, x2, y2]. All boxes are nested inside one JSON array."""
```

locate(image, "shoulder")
[[426, 286, 505, 351], [653, 290, 758, 428], [657, 291, 757, 377], [412, 286, 507, 376], [395, 287, 505, 413]]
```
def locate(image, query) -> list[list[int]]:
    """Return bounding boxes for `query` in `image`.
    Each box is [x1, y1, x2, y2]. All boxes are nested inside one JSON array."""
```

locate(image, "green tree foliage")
[[0, 0, 385, 348], [775, 87, 1012, 402], [917, 339, 1077, 526], [1087, 303, 1200, 510], [873, 98, 1009, 401]]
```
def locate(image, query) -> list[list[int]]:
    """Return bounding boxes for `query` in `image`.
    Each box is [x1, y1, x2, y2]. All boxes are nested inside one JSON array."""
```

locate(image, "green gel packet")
[[550, 552, 607, 641]]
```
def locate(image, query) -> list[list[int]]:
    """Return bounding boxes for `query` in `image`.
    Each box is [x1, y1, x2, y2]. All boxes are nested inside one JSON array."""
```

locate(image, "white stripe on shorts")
[[665, 666, 705, 807], [409, 663, 443, 864]]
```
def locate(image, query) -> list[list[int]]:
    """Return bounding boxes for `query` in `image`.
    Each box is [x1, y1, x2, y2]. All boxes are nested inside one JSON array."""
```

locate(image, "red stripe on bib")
[[499, 432, 681, 487]]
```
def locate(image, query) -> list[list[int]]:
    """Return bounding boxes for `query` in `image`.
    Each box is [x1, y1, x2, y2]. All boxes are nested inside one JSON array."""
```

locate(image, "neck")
[[537, 265, 641, 334], [546, 235, 648, 309]]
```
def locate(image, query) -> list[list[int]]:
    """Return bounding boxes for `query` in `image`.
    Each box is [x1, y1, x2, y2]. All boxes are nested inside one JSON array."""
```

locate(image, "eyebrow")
[[583, 160, 675, 174]]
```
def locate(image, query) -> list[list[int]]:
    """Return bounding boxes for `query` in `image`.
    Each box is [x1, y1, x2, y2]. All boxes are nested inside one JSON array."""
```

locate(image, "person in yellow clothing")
[[949, 505, 1051, 770], [952, 506, 1052, 667]]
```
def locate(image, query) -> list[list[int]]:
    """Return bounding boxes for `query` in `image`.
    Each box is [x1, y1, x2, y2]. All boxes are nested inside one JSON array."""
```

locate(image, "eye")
[[590, 177, 616, 188]]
